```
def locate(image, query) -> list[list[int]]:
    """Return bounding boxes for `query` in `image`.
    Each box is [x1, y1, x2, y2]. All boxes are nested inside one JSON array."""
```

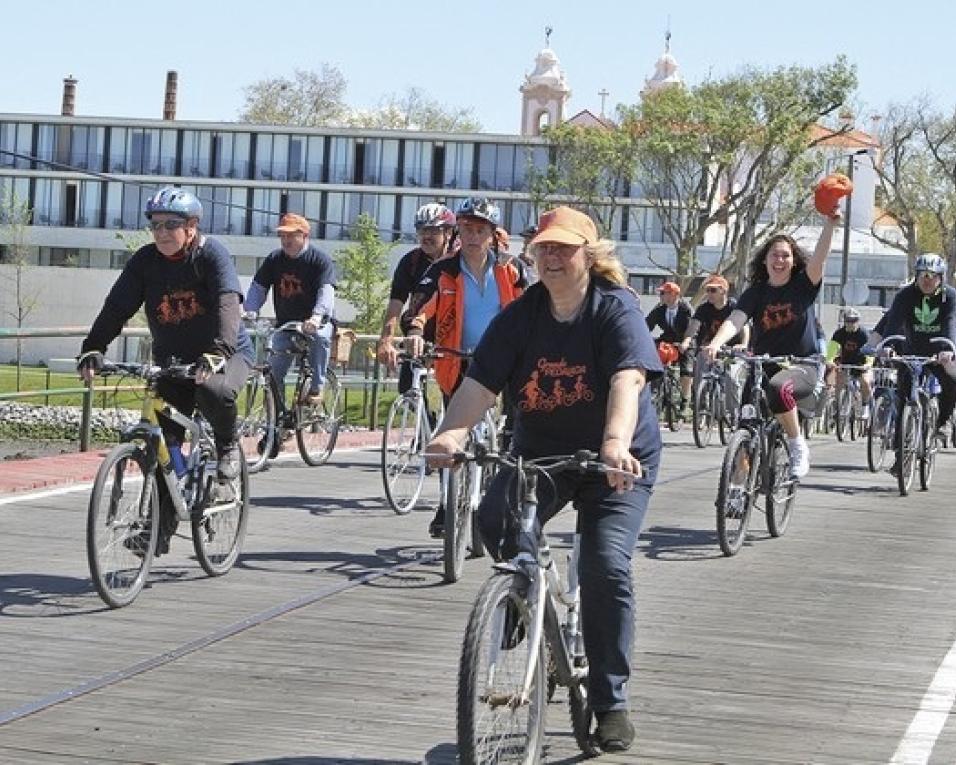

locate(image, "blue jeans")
[[477, 456, 658, 712], [268, 323, 333, 407]]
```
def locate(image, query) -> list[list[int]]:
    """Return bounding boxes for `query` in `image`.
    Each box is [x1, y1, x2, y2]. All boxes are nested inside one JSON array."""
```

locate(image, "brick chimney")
[[61, 75, 78, 116], [163, 70, 178, 120]]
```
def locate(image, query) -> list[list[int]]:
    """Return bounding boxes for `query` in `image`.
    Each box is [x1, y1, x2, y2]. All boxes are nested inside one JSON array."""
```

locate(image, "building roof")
[[809, 124, 880, 150], [565, 109, 616, 130]]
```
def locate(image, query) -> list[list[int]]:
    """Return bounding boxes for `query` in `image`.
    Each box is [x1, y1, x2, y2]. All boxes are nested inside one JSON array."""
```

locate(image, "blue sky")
[[4, 0, 953, 134]]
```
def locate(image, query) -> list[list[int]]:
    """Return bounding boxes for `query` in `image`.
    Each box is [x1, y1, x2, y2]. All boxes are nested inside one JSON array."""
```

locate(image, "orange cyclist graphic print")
[[156, 289, 205, 325], [278, 273, 304, 299], [760, 302, 796, 332], [519, 357, 594, 412]]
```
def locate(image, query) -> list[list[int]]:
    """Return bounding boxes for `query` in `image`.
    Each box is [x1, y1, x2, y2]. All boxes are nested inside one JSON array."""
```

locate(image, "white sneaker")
[[861, 403, 870, 419], [788, 436, 810, 478]]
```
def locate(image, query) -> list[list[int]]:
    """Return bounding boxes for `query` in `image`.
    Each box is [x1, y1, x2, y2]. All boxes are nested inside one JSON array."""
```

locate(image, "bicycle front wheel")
[[715, 429, 756, 557], [896, 403, 919, 496], [867, 394, 892, 473], [835, 388, 850, 442], [192, 451, 249, 576], [766, 431, 797, 537], [238, 370, 276, 475], [458, 573, 546, 765], [919, 398, 939, 490], [381, 394, 426, 515], [443, 462, 473, 583], [692, 379, 716, 448], [87, 442, 158, 609], [294, 370, 343, 466]]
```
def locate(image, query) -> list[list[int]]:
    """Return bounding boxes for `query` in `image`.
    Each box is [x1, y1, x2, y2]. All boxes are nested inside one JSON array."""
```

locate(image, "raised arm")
[[805, 214, 840, 286]]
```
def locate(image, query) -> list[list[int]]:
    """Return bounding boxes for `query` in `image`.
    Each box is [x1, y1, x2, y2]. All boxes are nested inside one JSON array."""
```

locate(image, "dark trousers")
[[897, 361, 956, 426], [477, 460, 657, 712], [156, 354, 251, 446]]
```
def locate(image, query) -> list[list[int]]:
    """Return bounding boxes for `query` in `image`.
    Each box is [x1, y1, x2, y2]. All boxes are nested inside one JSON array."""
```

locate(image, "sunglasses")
[[147, 219, 187, 232]]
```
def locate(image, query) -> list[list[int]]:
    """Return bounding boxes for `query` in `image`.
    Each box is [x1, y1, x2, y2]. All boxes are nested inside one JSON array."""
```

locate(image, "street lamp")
[[839, 148, 871, 306]]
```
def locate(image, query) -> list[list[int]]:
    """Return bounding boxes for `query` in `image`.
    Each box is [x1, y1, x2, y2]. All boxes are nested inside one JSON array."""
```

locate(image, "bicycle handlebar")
[[422, 447, 633, 479], [99, 360, 199, 381]]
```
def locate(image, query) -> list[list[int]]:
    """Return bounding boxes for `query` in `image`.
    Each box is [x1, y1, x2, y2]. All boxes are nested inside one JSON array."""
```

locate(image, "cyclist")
[[77, 186, 254, 554], [244, 212, 336, 413], [426, 206, 662, 752], [828, 307, 872, 418], [646, 281, 693, 416], [701, 212, 841, 477], [680, 274, 749, 417], [404, 197, 526, 537], [868, 252, 956, 440], [375, 202, 457, 382]]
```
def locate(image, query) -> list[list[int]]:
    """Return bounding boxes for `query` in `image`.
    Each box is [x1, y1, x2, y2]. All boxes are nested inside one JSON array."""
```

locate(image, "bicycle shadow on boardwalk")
[[232, 744, 458, 764], [251, 494, 397, 517], [0, 573, 107, 617], [237, 543, 448, 589], [640, 524, 745, 562]]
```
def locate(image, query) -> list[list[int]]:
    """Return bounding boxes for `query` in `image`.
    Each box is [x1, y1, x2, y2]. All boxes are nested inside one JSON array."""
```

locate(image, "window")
[[329, 137, 355, 183], [182, 131, 212, 176], [404, 140, 432, 187], [252, 188, 281, 234], [38, 247, 90, 267], [254, 134, 274, 179], [513, 146, 548, 191], [305, 136, 324, 182], [443, 142, 473, 188], [626, 206, 664, 244], [363, 138, 399, 186], [628, 274, 665, 295]]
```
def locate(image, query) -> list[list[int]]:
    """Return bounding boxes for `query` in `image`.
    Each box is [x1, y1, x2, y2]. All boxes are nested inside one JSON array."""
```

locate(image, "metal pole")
[[79, 377, 93, 452], [370, 358, 381, 431], [839, 153, 858, 307]]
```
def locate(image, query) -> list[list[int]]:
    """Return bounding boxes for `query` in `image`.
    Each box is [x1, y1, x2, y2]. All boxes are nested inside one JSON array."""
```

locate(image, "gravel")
[[0, 402, 138, 459]]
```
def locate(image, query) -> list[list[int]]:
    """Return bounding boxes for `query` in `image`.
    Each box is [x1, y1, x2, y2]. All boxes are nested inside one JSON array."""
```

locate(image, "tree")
[[335, 213, 393, 333], [874, 100, 956, 276], [239, 65, 348, 127], [527, 121, 639, 237], [346, 87, 481, 133], [625, 57, 857, 283], [0, 189, 40, 387]]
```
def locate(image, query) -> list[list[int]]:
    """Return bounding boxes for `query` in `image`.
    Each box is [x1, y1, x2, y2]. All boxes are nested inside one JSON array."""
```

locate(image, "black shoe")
[[216, 441, 241, 481], [428, 508, 444, 539], [889, 460, 900, 478], [155, 494, 178, 557], [593, 710, 635, 752]]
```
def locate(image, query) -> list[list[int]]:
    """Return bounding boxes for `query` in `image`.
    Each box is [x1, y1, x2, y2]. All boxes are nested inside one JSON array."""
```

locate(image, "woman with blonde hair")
[[426, 205, 662, 752]]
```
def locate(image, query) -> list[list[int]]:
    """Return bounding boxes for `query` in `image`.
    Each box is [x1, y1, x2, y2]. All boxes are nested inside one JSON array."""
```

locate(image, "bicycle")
[[454, 447, 629, 762], [691, 353, 736, 448], [87, 360, 250, 608], [866, 365, 897, 473], [714, 352, 803, 557], [878, 335, 955, 496], [238, 319, 345, 473], [834, 364, 868, 442], [652, 342, 683, 432]]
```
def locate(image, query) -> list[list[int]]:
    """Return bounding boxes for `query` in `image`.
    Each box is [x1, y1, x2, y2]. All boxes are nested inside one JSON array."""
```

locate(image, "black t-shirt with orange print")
[[693, 298, 742, 345], [252, 246, 336, 325], [467, 278, 663, 467], [736, 270, 821, 358]]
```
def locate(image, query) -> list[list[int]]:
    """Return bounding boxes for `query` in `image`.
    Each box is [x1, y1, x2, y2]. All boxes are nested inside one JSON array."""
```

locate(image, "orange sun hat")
[[814, 173, 853, 216]]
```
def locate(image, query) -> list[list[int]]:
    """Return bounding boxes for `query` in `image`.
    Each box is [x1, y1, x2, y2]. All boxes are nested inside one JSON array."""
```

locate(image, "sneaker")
[[593, 710, 635, 752], [861, 403, 871, 420], [788, 436, 810, 478], [428, 508, 444, 539], [216, 441, 241, 481], [304, 389, 323, 407]]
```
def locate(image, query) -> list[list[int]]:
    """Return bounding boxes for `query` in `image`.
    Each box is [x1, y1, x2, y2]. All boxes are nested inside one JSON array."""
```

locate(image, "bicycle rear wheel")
[[896, 403, 919, 496], [692, 379, 716, 448], [715, 429, 756, 557], [381, 394, 427, 515], [295, 370, 343, 466], [835, 388, 849, 442], [919, 399, 939, 490], [766, 431, 797, 537], [238, 370, 276, 475], [443, 462, 473, 583], [87, 442, 158, 608], [458, 573, 546, 765], [867, 394, 892, 473], [192, 451, 249, 576]]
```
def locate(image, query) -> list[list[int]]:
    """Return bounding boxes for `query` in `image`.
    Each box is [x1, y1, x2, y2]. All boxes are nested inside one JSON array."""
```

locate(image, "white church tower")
[[641, 30, 683, 98], [519, 27, 571, 136]]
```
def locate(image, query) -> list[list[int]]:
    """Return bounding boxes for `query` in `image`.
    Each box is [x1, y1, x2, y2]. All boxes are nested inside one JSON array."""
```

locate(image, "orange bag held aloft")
[[657, 342, 679, 365], [814, 173, 853, 216]]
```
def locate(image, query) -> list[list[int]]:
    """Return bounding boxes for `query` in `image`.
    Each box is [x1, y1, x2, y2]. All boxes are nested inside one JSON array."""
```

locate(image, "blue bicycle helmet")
[[456, 197, 501, 227], [144, 186, 203, 221]]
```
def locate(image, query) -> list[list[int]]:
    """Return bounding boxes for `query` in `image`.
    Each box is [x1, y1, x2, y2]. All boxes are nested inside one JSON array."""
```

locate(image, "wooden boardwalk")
[[3, 431, 956, 763]]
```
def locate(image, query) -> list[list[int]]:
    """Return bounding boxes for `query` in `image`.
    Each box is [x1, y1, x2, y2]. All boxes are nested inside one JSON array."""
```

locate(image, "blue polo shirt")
[[461, 251, 501, 352]]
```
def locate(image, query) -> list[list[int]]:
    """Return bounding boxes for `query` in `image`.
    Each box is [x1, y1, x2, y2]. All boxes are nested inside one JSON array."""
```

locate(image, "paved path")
[[3, 430, 956, 763]]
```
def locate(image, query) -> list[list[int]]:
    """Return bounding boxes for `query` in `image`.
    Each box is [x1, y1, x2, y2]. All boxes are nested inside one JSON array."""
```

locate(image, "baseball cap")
[[530, 206, 598, 246], [658, 281, 681, 295], [703, 274, 729, 291], [276, 213, 311, 235]]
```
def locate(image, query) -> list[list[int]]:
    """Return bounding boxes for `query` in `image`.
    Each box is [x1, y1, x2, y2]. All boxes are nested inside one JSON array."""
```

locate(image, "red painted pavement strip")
[[0, 429, 383, 497]]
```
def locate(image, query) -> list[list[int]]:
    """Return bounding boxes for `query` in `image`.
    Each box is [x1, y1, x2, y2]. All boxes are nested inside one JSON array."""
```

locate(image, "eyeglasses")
[[535, 243, 580, 258], [704, 286, 721, 293], [147, 219, 186, 232]]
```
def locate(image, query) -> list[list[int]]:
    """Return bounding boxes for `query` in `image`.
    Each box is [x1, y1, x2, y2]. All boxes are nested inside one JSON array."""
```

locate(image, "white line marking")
[[890, 637, 956, 764], [0, 482, 94, 506]]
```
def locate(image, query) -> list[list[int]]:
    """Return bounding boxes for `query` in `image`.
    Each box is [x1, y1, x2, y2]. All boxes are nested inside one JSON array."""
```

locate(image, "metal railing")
[[0, 326, 401, 451]]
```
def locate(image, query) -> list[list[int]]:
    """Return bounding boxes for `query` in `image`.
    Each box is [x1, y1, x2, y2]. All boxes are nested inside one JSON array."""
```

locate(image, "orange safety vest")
[[410, 254, 524, 395]]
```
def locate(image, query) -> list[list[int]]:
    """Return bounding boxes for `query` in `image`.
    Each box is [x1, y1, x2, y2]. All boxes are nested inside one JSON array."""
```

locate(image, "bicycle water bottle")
[[168, 440, 187, 478]]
